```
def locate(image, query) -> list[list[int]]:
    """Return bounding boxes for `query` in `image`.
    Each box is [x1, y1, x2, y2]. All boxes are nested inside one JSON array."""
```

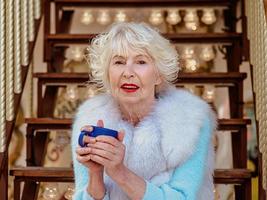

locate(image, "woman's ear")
[[155, 74, 163, 86]]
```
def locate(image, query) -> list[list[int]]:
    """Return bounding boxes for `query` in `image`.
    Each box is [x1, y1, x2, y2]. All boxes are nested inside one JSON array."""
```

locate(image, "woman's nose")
[[122, 63, 135, 78]]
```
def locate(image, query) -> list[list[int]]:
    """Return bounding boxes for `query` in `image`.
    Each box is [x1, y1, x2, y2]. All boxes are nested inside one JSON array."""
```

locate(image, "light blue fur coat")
[[71, 85, 217, 200]]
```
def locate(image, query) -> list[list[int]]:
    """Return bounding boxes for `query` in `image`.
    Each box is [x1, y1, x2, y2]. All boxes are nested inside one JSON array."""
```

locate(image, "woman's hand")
[[87, 125, 126, 178], [75, 120, 105, 174]]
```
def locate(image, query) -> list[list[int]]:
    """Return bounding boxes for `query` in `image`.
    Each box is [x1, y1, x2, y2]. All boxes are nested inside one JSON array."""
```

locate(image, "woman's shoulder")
[[158, 86, 216, 126]]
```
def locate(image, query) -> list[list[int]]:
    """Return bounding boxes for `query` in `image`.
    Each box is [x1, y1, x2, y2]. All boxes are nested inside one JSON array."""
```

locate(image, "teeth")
[[122, 85, 138, 89], [123, 86, 138, 89]]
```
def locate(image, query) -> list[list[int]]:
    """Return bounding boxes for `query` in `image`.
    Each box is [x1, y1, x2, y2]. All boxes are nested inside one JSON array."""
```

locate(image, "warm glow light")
[[114, 10, 128, 22], [201, 8, 217, 25], [97, 10, 111, 25], [81, 10, 94, 25], [166, 9, 181, 25], [149, 9, 164, 26], [199, 45, 215, 62], [184, 9, 199, 31]]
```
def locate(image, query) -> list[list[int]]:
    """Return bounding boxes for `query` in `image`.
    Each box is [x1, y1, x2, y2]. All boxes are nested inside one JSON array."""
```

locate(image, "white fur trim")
[[72, 85, 216, 199]]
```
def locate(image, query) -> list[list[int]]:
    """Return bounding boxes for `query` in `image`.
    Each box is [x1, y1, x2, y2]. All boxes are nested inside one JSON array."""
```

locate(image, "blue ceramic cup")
[[78, 126, 118, 147]]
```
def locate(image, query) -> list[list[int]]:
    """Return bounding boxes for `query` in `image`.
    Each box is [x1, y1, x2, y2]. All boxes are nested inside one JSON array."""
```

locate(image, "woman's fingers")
[[80, 125, 93, 132], [87, 142, 117, 154], [83, 136, 96, 144], [76, 154, 91, 163], [76, 146, 92, 155], [117, 130, 125, 142], [97, 119, 104, 127], [90, 154, 109, 166], [89, 148, 114, 160], [95, 135, 121, 147]]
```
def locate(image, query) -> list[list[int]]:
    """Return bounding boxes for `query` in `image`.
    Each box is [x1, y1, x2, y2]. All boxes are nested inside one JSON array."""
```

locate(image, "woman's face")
[[108, 49, 162, 105]]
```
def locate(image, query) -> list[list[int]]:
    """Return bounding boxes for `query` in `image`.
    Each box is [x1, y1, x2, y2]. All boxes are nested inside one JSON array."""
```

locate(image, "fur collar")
[[73, 85, 216, 198]]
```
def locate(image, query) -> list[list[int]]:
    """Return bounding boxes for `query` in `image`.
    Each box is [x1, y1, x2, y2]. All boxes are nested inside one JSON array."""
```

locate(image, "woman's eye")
[[137, 60, 146, 64], [114, 61, 124, 65]]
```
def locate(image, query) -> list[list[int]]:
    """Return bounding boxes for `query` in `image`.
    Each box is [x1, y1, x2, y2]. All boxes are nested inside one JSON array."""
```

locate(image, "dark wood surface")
[[33, 72, 247, 86], [46, 33, 242, 44], [24, 117, 251, 132], [10, 166, 252, 184], [54, 0, 232, 7]]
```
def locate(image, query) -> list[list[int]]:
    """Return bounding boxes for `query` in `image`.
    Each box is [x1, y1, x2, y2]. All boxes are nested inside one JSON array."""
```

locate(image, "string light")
[[202, 85, 216, 102], [114, 10, 128, 22], [199, 45, 215, 62], [43, 183, 59, 200], [166, 9, 181, 25], [149, 9, 164, 26], [65, 85, 79, 102], [201, 8, 216, 25], [71, 46, 84, 62], [64, 184, 75, 200], [184, 9, 199, 31], [81, 10, 94, 25], [97, 10, 111, 25]]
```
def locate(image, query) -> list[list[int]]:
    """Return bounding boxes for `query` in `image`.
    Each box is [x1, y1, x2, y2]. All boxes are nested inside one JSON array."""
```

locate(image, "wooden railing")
[[245, 0, 267, 198], [0, 0, 43, 199]]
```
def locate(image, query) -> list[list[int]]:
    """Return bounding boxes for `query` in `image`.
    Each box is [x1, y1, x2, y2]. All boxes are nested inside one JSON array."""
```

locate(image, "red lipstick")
[[120, 83, 139, 93]]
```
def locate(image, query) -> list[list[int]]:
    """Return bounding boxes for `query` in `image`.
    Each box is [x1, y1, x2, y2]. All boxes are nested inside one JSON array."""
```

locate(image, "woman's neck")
[[118, 99, 156, 126]]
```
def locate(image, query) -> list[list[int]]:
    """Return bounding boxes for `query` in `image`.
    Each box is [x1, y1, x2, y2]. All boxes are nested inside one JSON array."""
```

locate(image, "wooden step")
[[10, 167, 252, 184], [47, 33, 242, 44], [34, 72, 247, 86], [54, 0, 232, 7], [25, 118, 251, 132]]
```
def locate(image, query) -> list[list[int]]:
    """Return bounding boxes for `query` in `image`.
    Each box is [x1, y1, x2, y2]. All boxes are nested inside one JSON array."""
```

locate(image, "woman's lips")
[[120, 83, 139, 93]]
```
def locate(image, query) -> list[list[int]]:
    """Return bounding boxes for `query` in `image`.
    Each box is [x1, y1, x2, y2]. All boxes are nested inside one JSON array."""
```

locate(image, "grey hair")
[[86, 22, 179, 92]]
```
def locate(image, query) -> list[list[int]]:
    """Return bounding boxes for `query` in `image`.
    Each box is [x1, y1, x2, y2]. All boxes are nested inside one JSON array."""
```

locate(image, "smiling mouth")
[[120, 84, 139, 93]]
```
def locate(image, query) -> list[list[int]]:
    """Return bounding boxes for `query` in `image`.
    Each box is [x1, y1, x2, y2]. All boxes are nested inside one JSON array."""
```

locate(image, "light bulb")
[[199, 45, 215, 62], [43, 183, 59, 200], [97, 10, 111, 25], [202, 85, 215, 102], [166, 9, 181, 25], [81, 10, 94, 25], [184, 9, 199, 31], [71, 46, 84, 62], [181, 46, 195, 59], [201, 8, 216, 25], [149, 10, 164, 26], [184, 58, 199, 72], [65, 85, 79, 101], [64, 184, 75, 200], [114, 10, 128, 22]]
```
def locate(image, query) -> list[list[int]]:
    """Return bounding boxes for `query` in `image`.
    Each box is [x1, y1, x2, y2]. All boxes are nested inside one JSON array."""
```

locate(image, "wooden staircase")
[[9, 0, 256, 199]]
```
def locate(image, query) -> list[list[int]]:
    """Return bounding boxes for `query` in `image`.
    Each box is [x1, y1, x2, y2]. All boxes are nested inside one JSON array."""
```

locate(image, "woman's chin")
[[117, 96, 142, 105]]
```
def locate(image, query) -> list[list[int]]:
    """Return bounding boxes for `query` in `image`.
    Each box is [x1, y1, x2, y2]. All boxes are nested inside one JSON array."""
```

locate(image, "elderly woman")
[[72, 22, 216, 200]]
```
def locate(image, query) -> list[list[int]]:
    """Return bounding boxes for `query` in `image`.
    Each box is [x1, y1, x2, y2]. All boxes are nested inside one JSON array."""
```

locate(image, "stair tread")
[[54, 0, 232, 7], [34, 72, 247, 80], [47, 33, 242, 43], [10, 167, 252, 184], [24, 118, 250, 132], [25, 117, 250, 126]]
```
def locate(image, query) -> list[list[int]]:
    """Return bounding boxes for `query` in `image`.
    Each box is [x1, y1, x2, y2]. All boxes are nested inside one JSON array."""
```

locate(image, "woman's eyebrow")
[[135, 54, 148, 58], [112, 55, 125, 59]]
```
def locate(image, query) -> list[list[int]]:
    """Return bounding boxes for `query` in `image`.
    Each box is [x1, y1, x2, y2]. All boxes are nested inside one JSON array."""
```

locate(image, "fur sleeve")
[[142, 116, 216, 200]]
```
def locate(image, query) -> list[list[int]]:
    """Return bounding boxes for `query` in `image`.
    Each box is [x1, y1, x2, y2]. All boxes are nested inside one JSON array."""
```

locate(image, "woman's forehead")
[[111, 46, 150, 59]]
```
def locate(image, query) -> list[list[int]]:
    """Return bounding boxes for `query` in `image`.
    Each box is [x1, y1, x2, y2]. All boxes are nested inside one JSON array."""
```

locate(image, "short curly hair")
[[87, 22, 179, 92]]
